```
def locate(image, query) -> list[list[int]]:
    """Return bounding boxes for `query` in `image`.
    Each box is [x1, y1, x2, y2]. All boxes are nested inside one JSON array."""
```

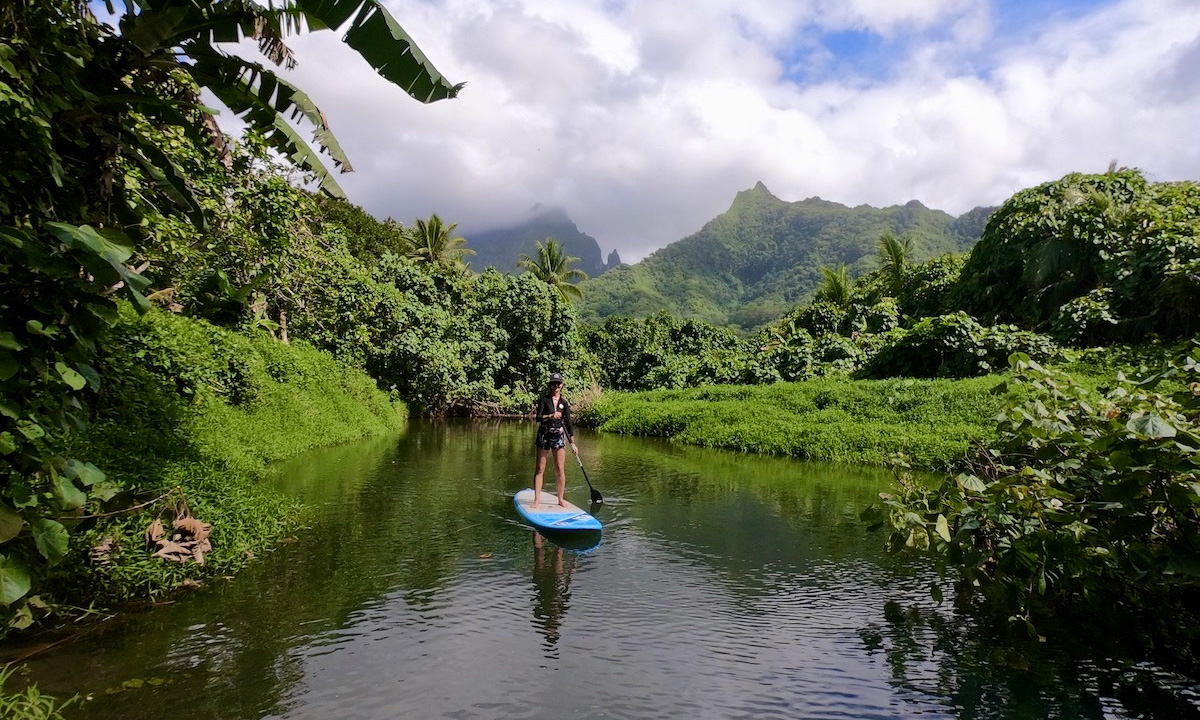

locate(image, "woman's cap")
[[548, 372, 564, 384]]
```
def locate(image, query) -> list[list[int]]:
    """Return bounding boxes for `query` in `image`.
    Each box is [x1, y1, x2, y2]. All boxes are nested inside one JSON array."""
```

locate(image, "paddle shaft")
[[574, 452, 603, 504]]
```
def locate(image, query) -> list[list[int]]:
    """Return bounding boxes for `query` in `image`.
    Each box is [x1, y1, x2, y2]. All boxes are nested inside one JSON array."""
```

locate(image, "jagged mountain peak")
[[464, 205, 614, 278]]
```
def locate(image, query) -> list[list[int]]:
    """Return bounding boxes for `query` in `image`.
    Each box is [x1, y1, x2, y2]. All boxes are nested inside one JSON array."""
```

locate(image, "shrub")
[[1050, 288, 1119, 346], [861, 312, 1058, 379], [952, 169, 1200, 342], [584, 313, 769, 391], [866, 345, 1200, 636]]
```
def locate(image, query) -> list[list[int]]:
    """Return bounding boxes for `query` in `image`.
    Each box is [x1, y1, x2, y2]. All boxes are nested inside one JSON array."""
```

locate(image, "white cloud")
[[242, 0, 1200, 262]]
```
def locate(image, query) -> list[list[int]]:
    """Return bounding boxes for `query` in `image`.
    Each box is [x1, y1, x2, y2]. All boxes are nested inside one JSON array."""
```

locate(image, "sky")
[[247, 0, 1199, 261]]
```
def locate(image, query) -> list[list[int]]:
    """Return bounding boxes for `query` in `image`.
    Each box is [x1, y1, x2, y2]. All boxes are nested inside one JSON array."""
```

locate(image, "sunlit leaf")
[[56, 361, 87, 391], [1126, 413, 1176, 439], [51, 476, 87, 511], [935, 514, 952, 542], [31, 519, 69, 565], [0, 554, 31, 606], [65, 459, 106, 487]]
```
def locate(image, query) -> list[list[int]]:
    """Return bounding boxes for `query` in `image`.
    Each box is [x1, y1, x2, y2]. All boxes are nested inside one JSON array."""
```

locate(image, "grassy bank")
[[46, 308, 407, 608], [579, 376, 1010, 469]]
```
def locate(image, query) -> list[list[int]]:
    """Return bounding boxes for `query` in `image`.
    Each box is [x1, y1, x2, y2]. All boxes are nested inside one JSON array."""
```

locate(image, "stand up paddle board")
[[514, 489, 602, 532]]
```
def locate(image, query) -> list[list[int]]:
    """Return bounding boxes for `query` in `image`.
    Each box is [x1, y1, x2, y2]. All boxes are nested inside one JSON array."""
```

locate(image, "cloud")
[[247, 0, 1200, 262]]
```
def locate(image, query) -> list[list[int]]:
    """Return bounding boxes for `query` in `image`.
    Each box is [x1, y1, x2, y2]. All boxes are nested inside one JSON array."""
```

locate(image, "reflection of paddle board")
[[514, 489, 602, 532]]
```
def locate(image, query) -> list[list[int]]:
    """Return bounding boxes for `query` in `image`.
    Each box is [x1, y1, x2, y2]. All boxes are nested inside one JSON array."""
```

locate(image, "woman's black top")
[[534, 395, 574, 440]]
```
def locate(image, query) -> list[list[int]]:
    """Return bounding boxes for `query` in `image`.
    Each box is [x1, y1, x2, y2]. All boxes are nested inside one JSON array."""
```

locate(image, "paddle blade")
[[575, 454, 603, 504]]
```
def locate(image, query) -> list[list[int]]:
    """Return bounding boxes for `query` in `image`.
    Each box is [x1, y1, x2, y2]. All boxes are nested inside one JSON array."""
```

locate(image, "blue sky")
[[117, 0, 1200, 260]]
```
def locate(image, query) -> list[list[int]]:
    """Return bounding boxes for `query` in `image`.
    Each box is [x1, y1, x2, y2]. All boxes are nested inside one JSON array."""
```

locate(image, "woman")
[[531, 372, 578, 508]]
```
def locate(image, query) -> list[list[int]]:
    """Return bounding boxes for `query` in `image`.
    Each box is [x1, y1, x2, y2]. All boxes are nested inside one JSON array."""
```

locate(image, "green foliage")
[[866, 347, 1200, 632], [815, 264, 854, 307], [49, 307, 405, 606], [861, 312, 1058, 379], [953, 169, 1200, 342], [518, 238, 589, 301], [582, 376, 1007, 469], [0, 0, 458, 632], [787, 301, 847, 337], [891, 253, 967, 320], [584, 313, 774, 392], [860, 297, 900, 333], [876, 231, 914, 291], [407, 213, 474, 270], [0, 665, 72, 720]]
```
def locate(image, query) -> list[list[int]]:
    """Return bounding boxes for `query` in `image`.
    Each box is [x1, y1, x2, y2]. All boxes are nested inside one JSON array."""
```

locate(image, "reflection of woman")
[[531, 532, 575, 651], [530, 372, 577, 509]]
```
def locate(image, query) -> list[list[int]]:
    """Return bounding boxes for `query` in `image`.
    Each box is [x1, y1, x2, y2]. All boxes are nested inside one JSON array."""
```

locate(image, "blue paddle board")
[[514, 489, 602, 532]]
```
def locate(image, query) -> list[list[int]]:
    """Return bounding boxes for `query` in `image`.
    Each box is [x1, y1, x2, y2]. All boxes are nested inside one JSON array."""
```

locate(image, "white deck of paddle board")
[[514, 488, 585, 515]]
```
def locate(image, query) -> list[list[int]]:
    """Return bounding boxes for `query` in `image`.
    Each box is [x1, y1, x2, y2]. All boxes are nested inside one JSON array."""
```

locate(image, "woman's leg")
[[553, 447, 568, 506], [532, 449, 549, 507]]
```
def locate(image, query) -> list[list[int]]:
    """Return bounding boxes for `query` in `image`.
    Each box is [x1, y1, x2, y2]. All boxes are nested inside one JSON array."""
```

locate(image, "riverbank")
[[578, 375, 1011, 470], [42, 309, 407, 616]]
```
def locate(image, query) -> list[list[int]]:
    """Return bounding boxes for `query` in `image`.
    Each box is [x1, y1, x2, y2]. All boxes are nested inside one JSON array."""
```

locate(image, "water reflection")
[[530, 532, 576, 655]]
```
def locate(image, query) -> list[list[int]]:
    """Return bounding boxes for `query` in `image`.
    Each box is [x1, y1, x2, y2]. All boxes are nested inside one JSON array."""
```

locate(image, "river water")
[[15, 421, 1200, 719]]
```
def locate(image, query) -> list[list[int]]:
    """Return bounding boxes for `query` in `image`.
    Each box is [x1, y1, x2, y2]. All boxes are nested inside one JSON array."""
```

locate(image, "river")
[[15, 421, 1200, 719]]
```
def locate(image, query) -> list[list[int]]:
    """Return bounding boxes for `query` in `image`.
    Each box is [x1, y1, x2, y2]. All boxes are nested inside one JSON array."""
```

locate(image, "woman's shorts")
[[536, 429, 566, 451]]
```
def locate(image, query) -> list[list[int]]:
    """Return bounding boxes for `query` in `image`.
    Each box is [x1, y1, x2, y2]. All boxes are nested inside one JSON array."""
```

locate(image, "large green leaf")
[[123, 130, 208, 229], [44, 222, 133, 265], [296, 0, 464, 102], [56, 362, 87, 391], [122, 5, 192, 54], [65, 459, 106, 487], [195, 64, 347, 197], [0, 504, 22, 544], [0, 554, 31, 606], [0, 351, 17, 381], [935, 514, 952, 542], [51, 475, 87, 511], [31, 519, 69, 565], [1127, 413, 1177, 439], [190, 51, 354, 173]]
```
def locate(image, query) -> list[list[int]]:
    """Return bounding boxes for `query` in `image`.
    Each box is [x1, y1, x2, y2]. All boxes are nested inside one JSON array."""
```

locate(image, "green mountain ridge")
[[579, 182, 993, 330], [464, 205, 619, 278]]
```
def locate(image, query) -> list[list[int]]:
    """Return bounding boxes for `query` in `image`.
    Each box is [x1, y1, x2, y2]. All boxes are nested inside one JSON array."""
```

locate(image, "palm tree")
[[877, 232, 914, 289], [518, 239, 589, 301], [407, 214, 475, 269], [814, 265, 853, 307]]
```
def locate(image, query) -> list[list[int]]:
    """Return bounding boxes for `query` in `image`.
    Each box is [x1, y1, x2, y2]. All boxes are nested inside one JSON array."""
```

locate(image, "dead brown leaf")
[[144, 519, 165, 546]]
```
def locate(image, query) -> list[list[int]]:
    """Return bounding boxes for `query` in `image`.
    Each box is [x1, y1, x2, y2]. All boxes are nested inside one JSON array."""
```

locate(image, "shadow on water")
[[9, 419, 1200, 719]]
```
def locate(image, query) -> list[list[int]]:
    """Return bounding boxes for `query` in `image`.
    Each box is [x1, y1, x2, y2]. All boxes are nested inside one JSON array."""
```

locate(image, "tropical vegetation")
[[406, 214, 475, 270], [582, 376, 1008, 469], [0, 0, 464, 636], [3, 0, 1200, 698], [518, 238, 590, 301]]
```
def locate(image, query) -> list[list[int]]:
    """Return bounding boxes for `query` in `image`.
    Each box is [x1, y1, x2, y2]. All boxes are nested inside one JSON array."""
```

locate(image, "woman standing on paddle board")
[[531, 372, 577, 508]]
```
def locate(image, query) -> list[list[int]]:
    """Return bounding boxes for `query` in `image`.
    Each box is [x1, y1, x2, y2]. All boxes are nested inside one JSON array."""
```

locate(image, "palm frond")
[[295, 0, 464, 102]]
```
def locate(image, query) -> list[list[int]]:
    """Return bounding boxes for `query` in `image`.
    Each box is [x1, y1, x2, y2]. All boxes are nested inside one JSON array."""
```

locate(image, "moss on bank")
[[579, 376, 1010, 470], [48, 309, 407, 607]]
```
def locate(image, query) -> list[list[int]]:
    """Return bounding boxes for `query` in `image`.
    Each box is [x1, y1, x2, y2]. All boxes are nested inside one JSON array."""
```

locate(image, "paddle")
[[573, 451, 603, 504]]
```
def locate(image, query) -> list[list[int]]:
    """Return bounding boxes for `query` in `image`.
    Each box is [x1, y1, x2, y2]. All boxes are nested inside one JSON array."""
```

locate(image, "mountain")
[[578, 182, 994, 330], [464, 206, 617, 279]]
